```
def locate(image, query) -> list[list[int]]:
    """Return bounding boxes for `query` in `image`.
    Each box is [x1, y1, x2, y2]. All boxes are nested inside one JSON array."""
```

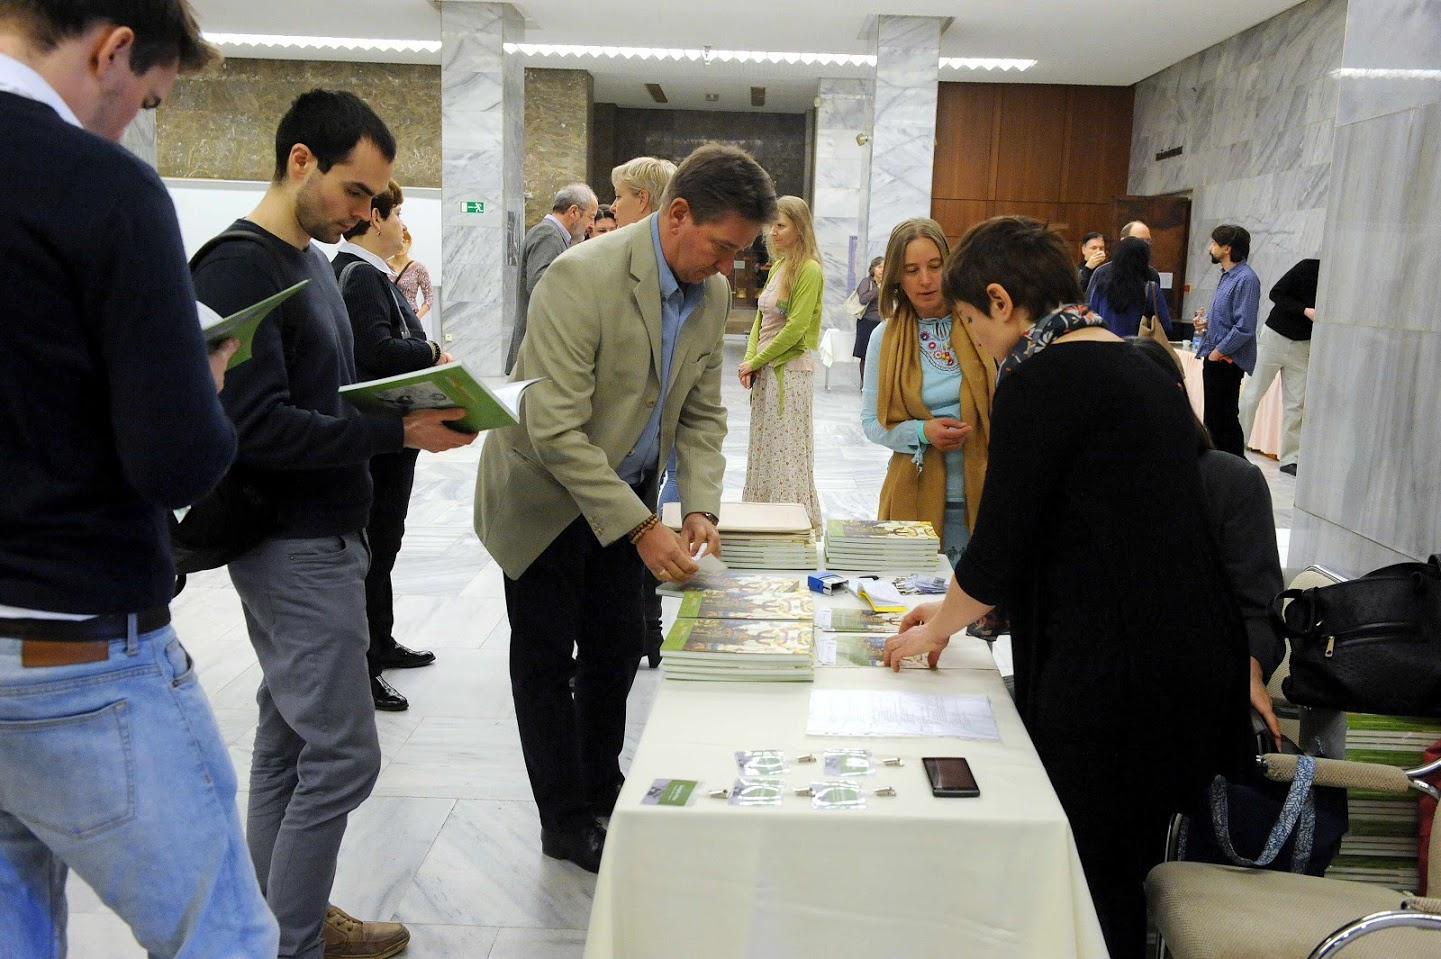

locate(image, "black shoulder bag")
[[1269, 554, 1441, 717], [170, 230, 301, 584]]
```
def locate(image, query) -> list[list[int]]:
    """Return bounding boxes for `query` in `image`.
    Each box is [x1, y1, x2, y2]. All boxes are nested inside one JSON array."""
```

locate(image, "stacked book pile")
[[660, 580, 815, 682], [661, 501, 816, 570], [823, 519, 940, 572]]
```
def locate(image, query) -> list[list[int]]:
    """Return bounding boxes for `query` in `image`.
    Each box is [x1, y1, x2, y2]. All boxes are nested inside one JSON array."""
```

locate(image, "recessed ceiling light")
[[204, 32, 441, 53]]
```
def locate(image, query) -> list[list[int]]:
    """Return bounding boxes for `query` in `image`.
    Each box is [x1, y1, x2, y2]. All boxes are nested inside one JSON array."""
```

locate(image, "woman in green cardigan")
[[738, 195, 824, 529]]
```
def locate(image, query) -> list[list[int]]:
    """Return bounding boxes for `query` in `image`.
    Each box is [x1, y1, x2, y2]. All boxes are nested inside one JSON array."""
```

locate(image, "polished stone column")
[[813, 78, 873, 333], [439, 1, 524, 376], [1289, 0, 1441, 573], [121, 111, 157, 167], [863, 16, 941, 262]]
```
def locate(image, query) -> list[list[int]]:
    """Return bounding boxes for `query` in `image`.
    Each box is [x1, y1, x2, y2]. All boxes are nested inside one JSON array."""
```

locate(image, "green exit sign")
[[460, 201, 486, 213]]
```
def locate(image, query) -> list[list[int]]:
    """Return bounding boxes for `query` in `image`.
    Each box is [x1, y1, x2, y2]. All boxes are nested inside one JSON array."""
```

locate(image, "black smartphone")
[[923, 757, 980, 798]]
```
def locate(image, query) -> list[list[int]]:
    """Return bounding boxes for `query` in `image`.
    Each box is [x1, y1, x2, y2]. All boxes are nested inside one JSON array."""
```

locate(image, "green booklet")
[[339, 364, 541, 433], [661, 619, 814, 663], [825, 518, 939, 543], [677, 589, 813, 621], [198, 279, 310, 369]]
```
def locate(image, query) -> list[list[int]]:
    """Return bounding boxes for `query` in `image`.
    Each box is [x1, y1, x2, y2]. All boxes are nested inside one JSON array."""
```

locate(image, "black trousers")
[[1202, 358, 1246, 456], [364, 447, 420, 675], [504, 513, 644, 831]]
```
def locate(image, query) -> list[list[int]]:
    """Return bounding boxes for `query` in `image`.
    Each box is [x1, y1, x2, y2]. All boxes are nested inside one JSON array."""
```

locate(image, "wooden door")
[[1110, 195, 1191, 321]]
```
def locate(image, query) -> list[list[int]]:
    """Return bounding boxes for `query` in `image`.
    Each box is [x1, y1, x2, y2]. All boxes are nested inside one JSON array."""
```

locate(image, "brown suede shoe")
[[322, 905, 410, 959]]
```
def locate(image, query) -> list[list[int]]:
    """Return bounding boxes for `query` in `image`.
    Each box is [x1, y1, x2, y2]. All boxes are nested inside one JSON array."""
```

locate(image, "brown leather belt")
[[2, 606, 172, 667]]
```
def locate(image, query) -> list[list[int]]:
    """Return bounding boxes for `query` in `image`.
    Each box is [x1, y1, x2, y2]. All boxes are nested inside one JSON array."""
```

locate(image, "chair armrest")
[[1260, 754, 1412, 793]]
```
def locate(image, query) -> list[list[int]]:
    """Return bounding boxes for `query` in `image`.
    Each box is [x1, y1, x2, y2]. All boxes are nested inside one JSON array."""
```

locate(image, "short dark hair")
[[0, 0, 218, 73], [661, 143, 778, 227], [1081, 231, 1105, 246], [945, 216, 1082, 323], [595, 203, 616, 224], [271, 89, 397, 184], [1211, 223, 1251, 261], [342, 179, 403, 239]]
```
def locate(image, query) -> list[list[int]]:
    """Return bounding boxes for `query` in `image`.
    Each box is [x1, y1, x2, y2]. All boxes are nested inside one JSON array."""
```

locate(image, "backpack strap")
[[339, 258, 410, 338], [190, 229, 303, 364]]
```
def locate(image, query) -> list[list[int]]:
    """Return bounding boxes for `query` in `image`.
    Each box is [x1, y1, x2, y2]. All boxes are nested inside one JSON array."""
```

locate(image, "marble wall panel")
[[523, 68, 592, 228], [121, 111, 156, 168], [814, 78, 873, 333], [864, 16, 939, 263], [440, 1, 522, 378], [1130, 0, 1344, 315], [1288, 0, 1441, 573], [160, 59, 440, 186]]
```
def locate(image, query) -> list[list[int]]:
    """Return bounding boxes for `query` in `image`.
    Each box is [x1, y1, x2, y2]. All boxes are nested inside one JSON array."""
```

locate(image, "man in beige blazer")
[[475, 145, 777, 871]]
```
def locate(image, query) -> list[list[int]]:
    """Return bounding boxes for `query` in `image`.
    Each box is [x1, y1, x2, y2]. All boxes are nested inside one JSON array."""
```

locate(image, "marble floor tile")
[[487, 926, 588, 959], [373, 717, 530, 800], [330, 796, 457, 921], [65, 912, 146, 958], [393, 594, 509, 650], [393, 799, 597, 929], [401, 923, 502, 957], [384, 649, 515, 720]]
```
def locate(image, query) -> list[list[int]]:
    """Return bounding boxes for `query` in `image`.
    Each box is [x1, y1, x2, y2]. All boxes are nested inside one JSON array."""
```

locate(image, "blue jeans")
[[0, 625, 278, 958], [942, 501, 971, 566]]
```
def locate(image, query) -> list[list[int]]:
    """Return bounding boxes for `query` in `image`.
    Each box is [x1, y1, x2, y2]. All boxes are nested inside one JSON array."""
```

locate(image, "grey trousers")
[[228, 533, 381, 959]]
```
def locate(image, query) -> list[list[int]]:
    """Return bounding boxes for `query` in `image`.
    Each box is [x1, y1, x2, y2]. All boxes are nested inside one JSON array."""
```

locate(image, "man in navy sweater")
[[192, 90, 475, 959], [0, 1, 278, 955]]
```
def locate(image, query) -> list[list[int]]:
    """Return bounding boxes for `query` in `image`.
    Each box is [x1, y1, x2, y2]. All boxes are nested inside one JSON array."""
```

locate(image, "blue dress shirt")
[[1196, 260, 1261, 374], [616, 216, 705, 484]]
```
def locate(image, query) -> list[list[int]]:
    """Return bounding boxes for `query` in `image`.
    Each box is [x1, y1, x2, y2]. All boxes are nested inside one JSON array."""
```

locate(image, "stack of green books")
[[676, 588, 813, 622], [823, 519, 940, 571], [660, 619, 815, 682]]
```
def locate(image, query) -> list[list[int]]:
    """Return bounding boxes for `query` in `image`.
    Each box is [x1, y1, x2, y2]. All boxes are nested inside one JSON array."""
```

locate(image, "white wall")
[[163, 178, 444, 337]]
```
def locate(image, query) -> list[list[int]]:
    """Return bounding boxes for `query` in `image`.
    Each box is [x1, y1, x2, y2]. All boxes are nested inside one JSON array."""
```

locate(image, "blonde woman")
[[739, 195, 824, 528], [610, 155, 676, 227], [861, 218, 994, 563]]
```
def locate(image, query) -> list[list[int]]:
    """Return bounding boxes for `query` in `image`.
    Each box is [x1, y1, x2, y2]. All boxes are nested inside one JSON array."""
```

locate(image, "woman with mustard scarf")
[[861, 218, 995, 563], [739, 196, 824, 529]]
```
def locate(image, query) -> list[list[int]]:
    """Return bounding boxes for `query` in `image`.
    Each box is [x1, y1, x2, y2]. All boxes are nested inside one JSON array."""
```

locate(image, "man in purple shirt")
[[1193, 224, 1260, 456]]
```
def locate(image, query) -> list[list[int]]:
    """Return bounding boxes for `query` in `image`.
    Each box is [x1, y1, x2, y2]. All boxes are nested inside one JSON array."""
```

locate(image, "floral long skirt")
[[742, 364, 821, 530]]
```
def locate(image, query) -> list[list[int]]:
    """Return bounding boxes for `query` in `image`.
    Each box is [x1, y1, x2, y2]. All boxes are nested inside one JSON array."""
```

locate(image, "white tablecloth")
[[584, 583, 1108, 959]]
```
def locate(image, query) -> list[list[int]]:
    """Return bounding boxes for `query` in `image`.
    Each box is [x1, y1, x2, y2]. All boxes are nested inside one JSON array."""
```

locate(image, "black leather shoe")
[[373, 643, 435, 670], [1279, 463, 1298, 476], [371, 675, 409, 711], [541, 820, 606, 873]]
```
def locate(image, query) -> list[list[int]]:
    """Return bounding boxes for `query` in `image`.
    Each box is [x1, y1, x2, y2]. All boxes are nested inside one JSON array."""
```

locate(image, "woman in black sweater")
[[885, 217, 1251, 959]]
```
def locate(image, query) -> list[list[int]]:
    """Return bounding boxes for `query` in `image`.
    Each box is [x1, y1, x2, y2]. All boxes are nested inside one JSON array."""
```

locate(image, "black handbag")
[[1270, 554, 1441, 718], [1179, 755, 1348, 876]]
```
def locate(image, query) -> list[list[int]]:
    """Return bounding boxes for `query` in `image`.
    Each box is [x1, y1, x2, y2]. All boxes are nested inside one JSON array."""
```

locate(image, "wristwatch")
[[691, 511, 720, 526]]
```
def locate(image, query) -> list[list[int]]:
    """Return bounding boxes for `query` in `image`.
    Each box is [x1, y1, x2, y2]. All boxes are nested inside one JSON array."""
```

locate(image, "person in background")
[[334, 179, 449, 712], [588, 203, 617, 238], [739, 195, 824, 529], [611, 156, 681, 668], [851, 256, 884, 387], [861, 218, 993, 564], [1088, 235, 1171, 337], [884, 216, 1250, 959], [0, 1, 279, 954], [611, 155, 676, 228], [1129, 336, 1285, 747], [1083, 219, 1155, 300], [1192, 224, 1260, 457], [388, 225, 434, 320], [1077, 231, 1106, 291], [505, 182, 597, 374], [1239, 257, 1318, 475]]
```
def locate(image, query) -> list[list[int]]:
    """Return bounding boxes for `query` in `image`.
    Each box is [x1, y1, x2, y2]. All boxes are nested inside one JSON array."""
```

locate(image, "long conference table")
[[584, 568, 1109, 959]]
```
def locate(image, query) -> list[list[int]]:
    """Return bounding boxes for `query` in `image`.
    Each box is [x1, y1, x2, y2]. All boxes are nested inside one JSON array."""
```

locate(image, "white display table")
[[584, 575, 1108, 959]]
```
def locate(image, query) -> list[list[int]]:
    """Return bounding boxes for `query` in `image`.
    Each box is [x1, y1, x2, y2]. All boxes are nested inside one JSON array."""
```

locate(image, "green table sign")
[[460, 201, 486, 214]]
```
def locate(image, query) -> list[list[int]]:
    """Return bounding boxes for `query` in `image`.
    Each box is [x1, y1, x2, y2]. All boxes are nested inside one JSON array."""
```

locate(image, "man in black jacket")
[[193, 90, 476, 959], [0, 1, 278, 954], [1239, 257, 1319, 475], [333, 178, 448, 710]]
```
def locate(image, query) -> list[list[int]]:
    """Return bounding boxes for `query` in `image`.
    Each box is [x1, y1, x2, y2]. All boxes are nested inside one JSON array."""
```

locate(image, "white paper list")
[[805, 690, 1000, 741]]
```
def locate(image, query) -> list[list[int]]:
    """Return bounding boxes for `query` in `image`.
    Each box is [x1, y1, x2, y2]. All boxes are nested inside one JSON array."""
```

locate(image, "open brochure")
[[339, 362, 541, 433], [198, 279, 310, 369]]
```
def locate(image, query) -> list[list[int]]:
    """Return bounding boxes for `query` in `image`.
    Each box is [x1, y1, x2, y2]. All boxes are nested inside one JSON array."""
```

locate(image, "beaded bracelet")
[[628, 513, 660, 545]]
